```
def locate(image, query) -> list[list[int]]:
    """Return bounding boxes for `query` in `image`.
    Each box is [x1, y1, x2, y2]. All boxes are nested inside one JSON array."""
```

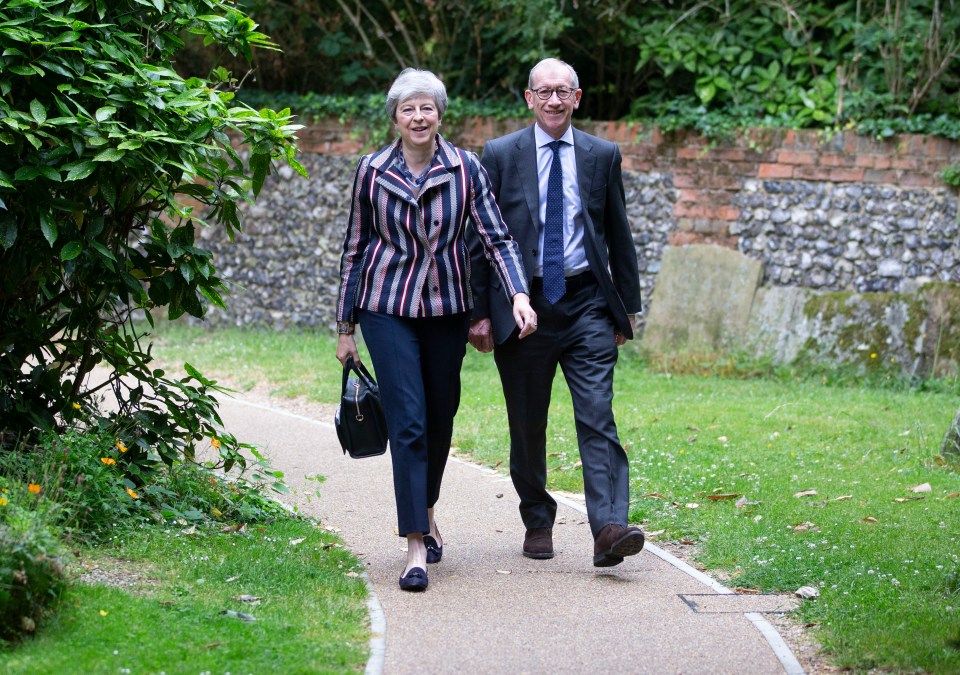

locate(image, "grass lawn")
[[147, 321, 960, 673], [1, 518, 369, 674]]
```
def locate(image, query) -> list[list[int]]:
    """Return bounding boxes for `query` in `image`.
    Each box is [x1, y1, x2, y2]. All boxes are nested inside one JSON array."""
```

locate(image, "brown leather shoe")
[[593, 524, 645, 567], [522, 527, 554, 559]]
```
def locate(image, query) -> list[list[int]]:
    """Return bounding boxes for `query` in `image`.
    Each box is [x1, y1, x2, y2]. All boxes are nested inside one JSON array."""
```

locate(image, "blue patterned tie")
[[542, 140, 566, 304]]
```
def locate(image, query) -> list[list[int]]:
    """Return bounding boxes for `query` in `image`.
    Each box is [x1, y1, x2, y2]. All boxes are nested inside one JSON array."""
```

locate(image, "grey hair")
[[528, 58, 579, 90], [385, 68, 448, 121]]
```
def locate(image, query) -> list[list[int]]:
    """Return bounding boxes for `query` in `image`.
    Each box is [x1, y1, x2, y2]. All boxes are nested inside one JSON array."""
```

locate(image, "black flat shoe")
[[399, 566, 428, 592], [424, 535, 443, 564]]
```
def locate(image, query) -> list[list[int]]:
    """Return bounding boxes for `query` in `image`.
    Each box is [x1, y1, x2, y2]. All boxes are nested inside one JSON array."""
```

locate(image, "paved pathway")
[[217, 394, 805, 674]]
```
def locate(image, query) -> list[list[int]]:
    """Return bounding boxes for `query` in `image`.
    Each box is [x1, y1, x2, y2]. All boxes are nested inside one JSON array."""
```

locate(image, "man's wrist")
[[337, 321, 355, 335]]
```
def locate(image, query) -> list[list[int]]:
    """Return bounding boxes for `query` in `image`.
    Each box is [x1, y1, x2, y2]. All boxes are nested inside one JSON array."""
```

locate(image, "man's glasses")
[[531, 87, 575, 100]]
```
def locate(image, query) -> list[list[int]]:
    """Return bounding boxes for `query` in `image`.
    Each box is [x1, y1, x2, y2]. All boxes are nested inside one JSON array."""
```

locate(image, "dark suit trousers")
[[494, 274, 630, 538], [359, 310, 469, 537]]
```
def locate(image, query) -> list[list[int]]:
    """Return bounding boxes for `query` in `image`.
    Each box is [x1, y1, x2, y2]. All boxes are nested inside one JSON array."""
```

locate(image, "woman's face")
[[395, 96, 439, 151]]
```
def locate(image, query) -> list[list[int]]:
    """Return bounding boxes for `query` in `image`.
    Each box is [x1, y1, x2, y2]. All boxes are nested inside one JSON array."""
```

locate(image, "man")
[[469, 58, 644, 566]]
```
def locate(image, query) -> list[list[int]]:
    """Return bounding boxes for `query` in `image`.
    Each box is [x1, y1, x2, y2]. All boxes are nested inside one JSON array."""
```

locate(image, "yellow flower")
[[99, 610, 108, 616], [101, 457, 116, 466], [28, 484, 41, 495], [126, 488, 139, 500], [209, 477, 217, 486], [870, 353, 877, 359], [210, 438, 222, 449], [0, 497, 8, 507], [72, 402, 81, 410], [115, 441, 128, 453]]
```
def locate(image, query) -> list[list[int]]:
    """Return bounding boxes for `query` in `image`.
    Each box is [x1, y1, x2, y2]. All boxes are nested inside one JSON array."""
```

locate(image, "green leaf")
[[61, 241, 83, 261], [95, 106, 116, 122], [40, 214, 58, 246], [0, 219, 16, 250], [65, 161, 97, 181], [30, 99, 47, 124], [93, 147, 126, 162]]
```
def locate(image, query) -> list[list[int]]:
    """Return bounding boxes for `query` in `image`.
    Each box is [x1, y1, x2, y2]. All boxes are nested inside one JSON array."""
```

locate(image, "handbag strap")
[[342, 356, 377, 391]]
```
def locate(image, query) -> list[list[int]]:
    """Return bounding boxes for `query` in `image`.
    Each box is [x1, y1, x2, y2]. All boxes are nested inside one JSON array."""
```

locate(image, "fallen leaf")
[[179, 525, 197, 536], [792, 521, 818, 532], [289, 537, 305, 546], [687, 434, 697, 442], [685, 503, 699, 509], [946, 492, 960, 499], [861, 517, 878, 523], [643, 492, 668, 499], [734, 587, 761, 594], [225, 575, 241, 583], [909, 483, 932, 493], [680, 538, 695, 545], [345, 572, 359, 578], [934, 455, 946, 466], [828, 495, 852, 502], [221, 523, 247, 534], [202, 642, 222, 649], [735, 496, 748, 508], [895, 497, 925, 503], [794, 586, 820, 599], [707, 493, 741, 501], [233, 595, 261, 604], [688, 425, 701, 431], [645, 529, 666, 538], [717, 436, 729, 443], [794, 489, 818, 498], [220, 610, 256, 622]]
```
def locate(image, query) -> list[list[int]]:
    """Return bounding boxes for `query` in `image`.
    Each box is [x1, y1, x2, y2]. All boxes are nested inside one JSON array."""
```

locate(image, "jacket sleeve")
[[336, 155, 373, 323], [604, 145, 642, 315], [467, 145, 527, 313]]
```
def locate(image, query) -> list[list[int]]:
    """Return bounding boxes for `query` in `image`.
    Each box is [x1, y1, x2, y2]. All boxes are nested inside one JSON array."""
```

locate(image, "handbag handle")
[[341, 355, 377, 391]]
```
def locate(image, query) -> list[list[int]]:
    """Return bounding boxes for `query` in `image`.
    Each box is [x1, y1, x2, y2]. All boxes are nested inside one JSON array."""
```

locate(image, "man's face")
[[524, 62, 582, 140]]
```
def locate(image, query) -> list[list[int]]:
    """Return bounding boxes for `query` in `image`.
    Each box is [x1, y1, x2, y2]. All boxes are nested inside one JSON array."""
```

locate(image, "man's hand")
[[469, 318, 494, 353], [615, 315, 637, 347], [512, 293, 538, 339]]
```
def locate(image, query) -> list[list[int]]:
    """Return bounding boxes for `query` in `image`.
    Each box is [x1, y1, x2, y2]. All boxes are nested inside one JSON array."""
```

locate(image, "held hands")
[[336, 333, 361, 366], [468, 318, 493, 353], [614, 315, 637, 347], [512, 293, 537, 339]]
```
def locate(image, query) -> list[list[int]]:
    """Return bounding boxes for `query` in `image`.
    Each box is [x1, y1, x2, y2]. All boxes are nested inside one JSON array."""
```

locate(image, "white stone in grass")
[[794, 586, 820, 599]]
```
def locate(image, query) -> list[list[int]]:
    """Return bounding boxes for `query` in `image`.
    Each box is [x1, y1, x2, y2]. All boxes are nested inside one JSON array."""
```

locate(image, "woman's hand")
[[337, 333, 361, 366], [512, 293, 538, 339]]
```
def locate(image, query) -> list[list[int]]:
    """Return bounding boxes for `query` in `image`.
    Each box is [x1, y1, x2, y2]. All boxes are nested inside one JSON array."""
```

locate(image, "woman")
[[336, 68, 537, 592]]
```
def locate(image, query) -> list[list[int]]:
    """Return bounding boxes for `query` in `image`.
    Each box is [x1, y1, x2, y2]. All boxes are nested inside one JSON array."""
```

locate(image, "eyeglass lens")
[[534, 87, 573, 100]]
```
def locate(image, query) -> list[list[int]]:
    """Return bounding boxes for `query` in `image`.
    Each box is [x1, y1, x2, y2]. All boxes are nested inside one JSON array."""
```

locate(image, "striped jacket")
[[337, 135, 528, 323]]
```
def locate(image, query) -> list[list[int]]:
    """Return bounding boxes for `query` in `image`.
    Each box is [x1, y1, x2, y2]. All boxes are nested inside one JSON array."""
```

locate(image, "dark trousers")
[[359, 310, 469, 537], [493, 274, 630, 538]]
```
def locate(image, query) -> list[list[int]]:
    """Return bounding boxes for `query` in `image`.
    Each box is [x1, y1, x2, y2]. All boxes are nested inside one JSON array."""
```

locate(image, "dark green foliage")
[[0, 483, 68, 642], [0, 1, 303, 486], [178, 1, 959, 136]]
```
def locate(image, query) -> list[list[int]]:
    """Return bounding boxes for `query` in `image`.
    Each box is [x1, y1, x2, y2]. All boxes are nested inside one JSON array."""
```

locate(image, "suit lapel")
[[513, 127, 542, 234], [573, 129, 597, 199]]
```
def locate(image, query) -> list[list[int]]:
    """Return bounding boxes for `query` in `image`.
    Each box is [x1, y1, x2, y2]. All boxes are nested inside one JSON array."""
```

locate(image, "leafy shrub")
[[0, 0, 300, 494], [0, 429, 288, 543], [0, 482, 68, 642]]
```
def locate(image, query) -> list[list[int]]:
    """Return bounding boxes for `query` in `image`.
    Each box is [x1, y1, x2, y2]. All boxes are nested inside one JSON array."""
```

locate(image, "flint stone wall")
[[197, 121, 960, 338]]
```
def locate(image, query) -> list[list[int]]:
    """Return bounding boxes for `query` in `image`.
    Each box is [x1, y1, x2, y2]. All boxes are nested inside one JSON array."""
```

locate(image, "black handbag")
[[335, 356, 388, 458]]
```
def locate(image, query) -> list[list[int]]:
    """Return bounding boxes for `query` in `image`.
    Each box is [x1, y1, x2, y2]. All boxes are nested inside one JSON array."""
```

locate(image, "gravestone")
[[640, 245, 763, 357]]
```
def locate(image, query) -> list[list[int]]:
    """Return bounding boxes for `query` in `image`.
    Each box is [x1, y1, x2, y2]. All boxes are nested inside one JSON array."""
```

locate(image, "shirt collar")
[[534, 124, 574, 150]]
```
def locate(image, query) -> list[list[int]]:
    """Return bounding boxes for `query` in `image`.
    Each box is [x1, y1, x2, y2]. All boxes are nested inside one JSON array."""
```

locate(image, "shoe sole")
[[593, 530, 645, 567], [523, 550, 555, 559]]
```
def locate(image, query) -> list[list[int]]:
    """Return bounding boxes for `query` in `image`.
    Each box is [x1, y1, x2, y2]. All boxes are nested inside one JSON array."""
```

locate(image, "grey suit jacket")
[[470, 125, 641, 344]]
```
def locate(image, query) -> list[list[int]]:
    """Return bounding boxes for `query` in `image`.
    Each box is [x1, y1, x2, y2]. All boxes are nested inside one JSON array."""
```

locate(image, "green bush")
[[0, 482, 68, 642], [0, 429, 289, 543]]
